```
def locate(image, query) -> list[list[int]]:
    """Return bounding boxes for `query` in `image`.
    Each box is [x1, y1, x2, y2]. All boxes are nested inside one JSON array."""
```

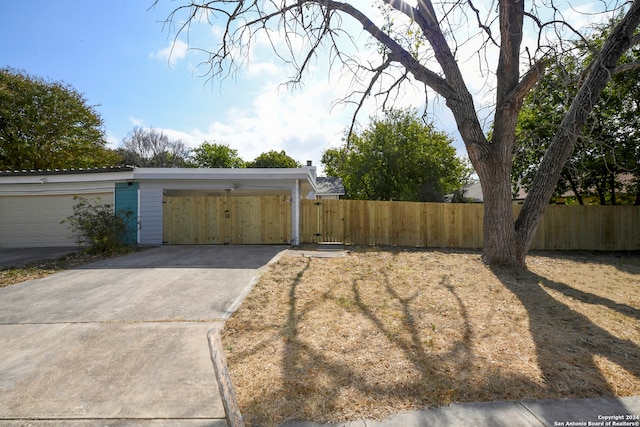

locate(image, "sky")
[[0, 1, 612, 174], [0, 0, 438, 173]]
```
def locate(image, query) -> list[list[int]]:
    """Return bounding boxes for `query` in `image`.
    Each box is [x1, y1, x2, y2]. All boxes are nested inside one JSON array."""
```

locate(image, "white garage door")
[[0, 193, 112, 248]]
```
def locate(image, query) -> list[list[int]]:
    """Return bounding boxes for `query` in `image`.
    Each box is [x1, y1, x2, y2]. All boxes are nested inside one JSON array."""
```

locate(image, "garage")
[[0, 193, 112, 247], [0, 168, 134, 249]]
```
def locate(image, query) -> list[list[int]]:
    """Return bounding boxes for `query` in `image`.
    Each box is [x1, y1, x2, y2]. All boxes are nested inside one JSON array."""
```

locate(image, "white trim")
[[0, 182, 117, 196], [0, 171, 134, 185], [137, 187, 141, 245]]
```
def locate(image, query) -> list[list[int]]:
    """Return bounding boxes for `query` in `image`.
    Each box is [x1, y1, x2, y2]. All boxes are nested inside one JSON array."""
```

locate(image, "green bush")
[[62, 196, 134, 254]]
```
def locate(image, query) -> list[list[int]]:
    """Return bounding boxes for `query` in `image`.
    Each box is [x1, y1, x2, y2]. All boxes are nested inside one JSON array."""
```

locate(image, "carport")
[[136, 168, 317, 246]]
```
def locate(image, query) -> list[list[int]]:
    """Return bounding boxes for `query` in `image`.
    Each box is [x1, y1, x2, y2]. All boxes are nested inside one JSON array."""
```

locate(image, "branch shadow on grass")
[[241, 254, 546, 425], [490, 265, 640, 403], [528, 250, 640, 276]]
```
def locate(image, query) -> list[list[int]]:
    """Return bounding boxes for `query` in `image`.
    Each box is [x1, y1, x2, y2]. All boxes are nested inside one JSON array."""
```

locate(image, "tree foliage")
[[246, 150, 301, 168], [515, 23, 640, 205], [323, 109, 469, 201], [117, 127, 191, 167], [192, 141, 246, 168], [0, 68, 120, 170], [160, 0, 640, 265]]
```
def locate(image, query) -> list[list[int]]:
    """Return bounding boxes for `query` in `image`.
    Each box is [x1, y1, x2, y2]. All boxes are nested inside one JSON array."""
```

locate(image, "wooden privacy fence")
[[162, 195, 639, 250], [300, 199, 640, 251]]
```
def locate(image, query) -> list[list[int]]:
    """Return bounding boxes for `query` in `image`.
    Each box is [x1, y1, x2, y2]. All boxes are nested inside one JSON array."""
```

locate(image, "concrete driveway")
[[0, 245, 288, 426]]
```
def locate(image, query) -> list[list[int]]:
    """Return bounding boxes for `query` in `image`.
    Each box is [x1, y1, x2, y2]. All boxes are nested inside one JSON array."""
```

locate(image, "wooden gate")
[[163, 194, 291, 244]]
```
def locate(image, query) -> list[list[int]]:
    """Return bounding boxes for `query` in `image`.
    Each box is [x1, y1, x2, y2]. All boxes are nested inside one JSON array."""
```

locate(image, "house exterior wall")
[[138, 183, 164, 246]]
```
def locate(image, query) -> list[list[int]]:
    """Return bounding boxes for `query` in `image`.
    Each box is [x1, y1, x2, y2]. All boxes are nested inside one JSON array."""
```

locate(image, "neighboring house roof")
[[315, 177, 345, 197], [448, 173, 636, 203], [445, 181, 527, 203], [445, 181, 484, 202]]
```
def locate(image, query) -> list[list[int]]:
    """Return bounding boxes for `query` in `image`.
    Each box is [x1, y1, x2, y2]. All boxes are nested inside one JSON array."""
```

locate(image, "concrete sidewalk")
[[0, 245, 287, 427], [282, 396, 640, 426]]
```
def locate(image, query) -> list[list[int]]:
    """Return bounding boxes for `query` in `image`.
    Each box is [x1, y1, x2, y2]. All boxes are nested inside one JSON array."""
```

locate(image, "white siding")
[[0, 193, 112, 248], [138, 184, 163, 245]]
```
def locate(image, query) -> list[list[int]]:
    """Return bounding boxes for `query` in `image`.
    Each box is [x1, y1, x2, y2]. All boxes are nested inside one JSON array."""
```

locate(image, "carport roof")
[[133, 167, 315, 181], [133, 167, 317, 192]]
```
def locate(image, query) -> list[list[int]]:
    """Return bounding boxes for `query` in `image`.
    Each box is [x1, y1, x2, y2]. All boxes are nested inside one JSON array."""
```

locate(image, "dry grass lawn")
[[222, 247, 640, 426]]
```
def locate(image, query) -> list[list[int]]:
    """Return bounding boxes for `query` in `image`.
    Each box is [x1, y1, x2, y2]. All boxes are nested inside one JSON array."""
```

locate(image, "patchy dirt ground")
[[0, 248, 142, 287], [222, 248, 640, 426]]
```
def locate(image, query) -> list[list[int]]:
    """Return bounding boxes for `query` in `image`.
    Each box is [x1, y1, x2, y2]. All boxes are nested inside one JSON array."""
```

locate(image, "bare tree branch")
[[344, 58, 393, 142], [614, 59, 640, 74], [508, 57, 551, 109]]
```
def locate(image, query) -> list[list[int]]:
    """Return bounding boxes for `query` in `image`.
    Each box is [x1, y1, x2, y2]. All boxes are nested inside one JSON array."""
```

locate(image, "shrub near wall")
[[63, 196, 134, 253]]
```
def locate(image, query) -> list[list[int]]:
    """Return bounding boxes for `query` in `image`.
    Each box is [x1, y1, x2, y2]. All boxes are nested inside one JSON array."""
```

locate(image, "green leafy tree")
[[192, 141, 246, 168], [0, 68, 120, 170], [247, 150, 300, 168], [515, 24, 640, 205], [117, 127, 191, 167], [323, 109, 470, 202]]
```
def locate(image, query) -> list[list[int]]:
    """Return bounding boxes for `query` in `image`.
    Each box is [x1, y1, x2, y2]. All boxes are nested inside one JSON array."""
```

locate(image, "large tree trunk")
[[468, 0, 523, 266], [472, 145, 519, 265]]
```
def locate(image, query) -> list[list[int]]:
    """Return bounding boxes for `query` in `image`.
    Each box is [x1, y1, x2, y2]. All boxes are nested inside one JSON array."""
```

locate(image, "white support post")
[[291, 179, 300, 245]]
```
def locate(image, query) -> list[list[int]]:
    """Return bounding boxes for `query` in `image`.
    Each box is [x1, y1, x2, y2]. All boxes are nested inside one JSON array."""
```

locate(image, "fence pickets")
[[301, 200, 640, 251], [164, 196, 640, 250], [163, 195, 291, 245]]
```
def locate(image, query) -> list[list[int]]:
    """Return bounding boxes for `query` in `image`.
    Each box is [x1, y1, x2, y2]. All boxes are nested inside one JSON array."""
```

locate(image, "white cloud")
[[149, 39, 189, 67], [105, 132, 120, 149], [152, 63, 445, 174], [190, 80, 352, 167], [245, 61, 281, 78], [128, 116, 145, 127]]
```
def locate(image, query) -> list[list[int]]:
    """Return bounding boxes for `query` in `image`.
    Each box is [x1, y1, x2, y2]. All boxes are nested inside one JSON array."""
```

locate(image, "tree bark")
[[610, 174, 617, 205], [472, 145, 519, 265], [596, 181, 606, 205], [567, 175, 584, 205]]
